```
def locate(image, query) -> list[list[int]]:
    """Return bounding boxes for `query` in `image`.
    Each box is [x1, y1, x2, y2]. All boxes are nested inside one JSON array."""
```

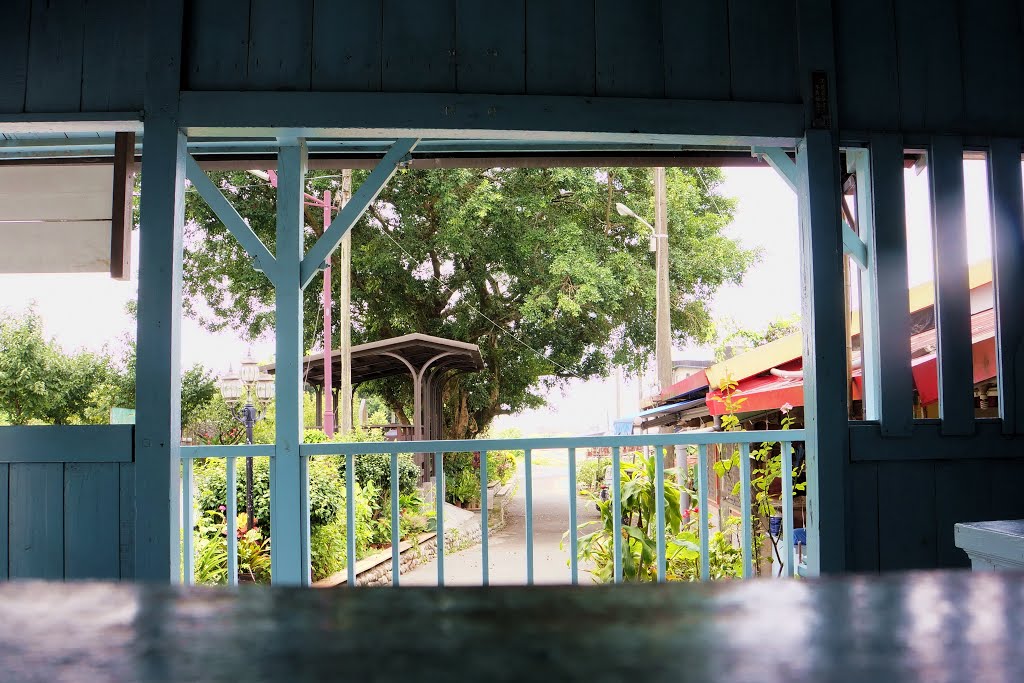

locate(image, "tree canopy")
[[183, 166, 758, 438]]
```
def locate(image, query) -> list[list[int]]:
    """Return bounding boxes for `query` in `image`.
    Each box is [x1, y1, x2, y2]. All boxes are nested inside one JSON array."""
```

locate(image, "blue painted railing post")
[[797, 130, 848, 575], [270, 139, 310, 586]]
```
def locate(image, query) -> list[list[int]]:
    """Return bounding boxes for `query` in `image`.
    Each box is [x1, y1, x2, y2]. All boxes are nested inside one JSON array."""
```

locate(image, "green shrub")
[[337, 452, 420, 497], [309, 479, 377, 581], [576, 456, 609, 490], [488, 450, 517, 486], [194, 455, 345, 534]]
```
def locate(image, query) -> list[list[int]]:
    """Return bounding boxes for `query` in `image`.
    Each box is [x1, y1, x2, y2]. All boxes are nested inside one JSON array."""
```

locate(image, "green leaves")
[[183, 166, 754, 438]]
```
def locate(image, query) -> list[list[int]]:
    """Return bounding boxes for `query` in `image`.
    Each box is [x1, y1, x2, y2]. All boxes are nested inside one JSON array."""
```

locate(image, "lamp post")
[[218, 351, 275, 531]]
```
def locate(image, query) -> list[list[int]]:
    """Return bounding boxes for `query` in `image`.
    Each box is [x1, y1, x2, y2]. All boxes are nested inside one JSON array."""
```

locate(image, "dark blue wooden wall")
[[2, 0, 1022, 137], [0, 427, 134, 580]]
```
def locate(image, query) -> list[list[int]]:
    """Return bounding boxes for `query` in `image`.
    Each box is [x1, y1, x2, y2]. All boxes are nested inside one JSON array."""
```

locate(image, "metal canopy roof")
[[266, 333, 484, 387]]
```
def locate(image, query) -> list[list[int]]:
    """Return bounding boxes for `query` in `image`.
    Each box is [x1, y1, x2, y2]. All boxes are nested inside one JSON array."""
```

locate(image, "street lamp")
[[218, 351, 275, 531], [616, 202, 663, 252]]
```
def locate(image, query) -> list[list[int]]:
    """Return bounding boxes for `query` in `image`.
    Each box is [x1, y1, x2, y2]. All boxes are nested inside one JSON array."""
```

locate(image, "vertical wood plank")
[[525, 0, 596, 96], [869, 135, 914, 435], [136, 0, 185, 583], [119, 462, 135, 579], [25, 0, 85, 112], [0, 0, 31, 113], [660, 1, 729, 100], [8, 463, 64, 579], [382, 0, 456, 93], [81, 0, 146, 110], [929, 136, 975, 435], [184, 0, 251, 90], [312, 0, 382, 91], [727, 0, 799, 102], [893, 0, 964, 132], [247, 0, 314, 90], [834, 0, 900, 131], [0, 464, 8, 579], [455, 0, 525, 94], [988, 459, 1024, 523], [797, 130, 849, 574], [934, 460, 992, 568], [64, 463, 120, 579], [594, 0, 663, 98], [989, 139, 1024, 434], [957, 0, 1024, 134], [877, 461, 936, 570], [846, 463, 879, 572]]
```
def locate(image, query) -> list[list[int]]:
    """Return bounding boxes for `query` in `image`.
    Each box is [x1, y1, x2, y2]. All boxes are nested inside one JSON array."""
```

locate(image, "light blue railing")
[[180, 430, 805, 586]]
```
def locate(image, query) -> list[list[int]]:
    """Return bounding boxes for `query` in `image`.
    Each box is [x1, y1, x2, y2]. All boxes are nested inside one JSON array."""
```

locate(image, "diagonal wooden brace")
[[184, 154, 280, 285], [299, 138, 418, 289]]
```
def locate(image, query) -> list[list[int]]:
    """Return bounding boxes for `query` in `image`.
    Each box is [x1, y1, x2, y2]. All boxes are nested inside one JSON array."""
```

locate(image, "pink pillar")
[[321, 189, 335, 437]]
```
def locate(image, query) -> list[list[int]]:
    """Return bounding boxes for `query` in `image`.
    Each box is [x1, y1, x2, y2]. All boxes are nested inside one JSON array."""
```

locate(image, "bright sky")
[[0, 160, 996, 435]]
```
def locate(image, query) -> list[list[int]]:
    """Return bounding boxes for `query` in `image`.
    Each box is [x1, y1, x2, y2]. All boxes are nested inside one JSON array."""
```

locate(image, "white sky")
[[0, 160, 996, 435]]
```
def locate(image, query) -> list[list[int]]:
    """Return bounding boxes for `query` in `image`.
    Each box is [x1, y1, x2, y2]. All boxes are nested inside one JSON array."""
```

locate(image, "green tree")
[[714, 315, 801, 361], [0, 308, 113, 425], [38, 349, 111, 425], [184, 167, 757, 438], [95, 302, 218, 429], [0, 309, 53, 424]]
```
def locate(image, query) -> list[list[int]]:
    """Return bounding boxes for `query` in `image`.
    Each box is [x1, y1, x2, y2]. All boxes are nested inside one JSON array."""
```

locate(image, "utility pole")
[[654, 167, 674, 467], [654, 167, 672, 391], [321, 189, 335, 437], [339, 170, 353, 434]]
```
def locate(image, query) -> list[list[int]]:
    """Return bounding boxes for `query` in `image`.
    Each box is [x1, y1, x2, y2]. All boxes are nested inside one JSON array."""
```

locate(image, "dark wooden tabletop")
[[1, 571, 1022, 682]]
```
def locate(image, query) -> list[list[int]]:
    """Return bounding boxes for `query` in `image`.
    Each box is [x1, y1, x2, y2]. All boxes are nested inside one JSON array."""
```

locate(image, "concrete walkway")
[[402, 453, 602, 586]]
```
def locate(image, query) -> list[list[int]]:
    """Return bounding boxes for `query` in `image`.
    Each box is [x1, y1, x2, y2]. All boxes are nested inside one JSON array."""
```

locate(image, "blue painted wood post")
[[134, 120, 186, 581], [988, 139, 1024, 435], [135, 0, 185, 584], [868, 134, 914, 436], [270, 139, 310, 586], [797, 130, 848, 575], [929, 136, 975, 436]]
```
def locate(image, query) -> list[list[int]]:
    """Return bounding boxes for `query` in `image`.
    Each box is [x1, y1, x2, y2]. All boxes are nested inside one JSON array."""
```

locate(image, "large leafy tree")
[[0, 308, 110, 425], [183, 167, 757, 438]]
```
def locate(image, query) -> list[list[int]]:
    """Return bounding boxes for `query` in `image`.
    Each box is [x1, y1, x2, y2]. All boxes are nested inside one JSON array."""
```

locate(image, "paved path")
[[402, 454, 601, 586]]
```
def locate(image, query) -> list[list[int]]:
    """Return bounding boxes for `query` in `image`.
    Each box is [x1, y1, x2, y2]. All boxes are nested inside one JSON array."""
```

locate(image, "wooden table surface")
[[1, 571, 1022, 682]]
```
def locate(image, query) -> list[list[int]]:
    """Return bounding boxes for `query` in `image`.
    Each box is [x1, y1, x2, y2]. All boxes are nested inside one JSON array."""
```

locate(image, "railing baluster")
[[697, 444, 709, 581], [226, 457, 238, 586], [781, 441, 795, 577], [182, 456, 194, 586], [391, 451, 400, 587], [435, 451, 445, 587], [612, 446, 622, 584], [346, 452, 356, 588], [480, 451, 489, 587], [525, 448, 534, 585], [568, 447, 578, 585], [654, 445, 666, 583], [739, 443, 753, 579]]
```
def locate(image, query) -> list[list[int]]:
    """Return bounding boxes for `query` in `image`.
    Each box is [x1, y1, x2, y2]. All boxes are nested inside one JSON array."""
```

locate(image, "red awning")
[[707, 308, 996, 415]]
